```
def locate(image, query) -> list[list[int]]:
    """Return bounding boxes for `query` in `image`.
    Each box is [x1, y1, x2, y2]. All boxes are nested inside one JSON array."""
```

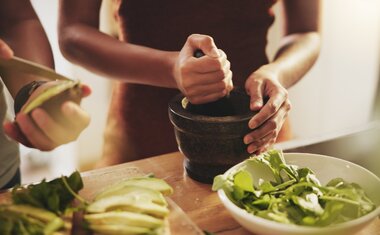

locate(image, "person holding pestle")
[[58, 0, 320, 166]]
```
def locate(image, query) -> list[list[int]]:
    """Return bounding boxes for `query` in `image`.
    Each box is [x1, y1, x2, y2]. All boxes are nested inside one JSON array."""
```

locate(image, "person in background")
[[0, 0, 91, 189], [58, 0, 320, 167]]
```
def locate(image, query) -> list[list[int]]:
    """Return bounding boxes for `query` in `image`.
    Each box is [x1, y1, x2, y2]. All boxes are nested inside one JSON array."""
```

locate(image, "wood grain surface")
[[82, 151, 379, 235], [1, 151, 379, 235], [79, 165, 203, 235]]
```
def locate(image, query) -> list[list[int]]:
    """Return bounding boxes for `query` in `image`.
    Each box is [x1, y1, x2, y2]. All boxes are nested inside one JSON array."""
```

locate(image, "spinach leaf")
[[212, 149, 376, 227], [234, 170, 255, 192], [11, 171, 83, 215]]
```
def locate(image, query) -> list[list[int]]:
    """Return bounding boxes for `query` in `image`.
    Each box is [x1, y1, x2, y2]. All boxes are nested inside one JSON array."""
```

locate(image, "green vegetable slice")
[[21, 80, 80, 114]]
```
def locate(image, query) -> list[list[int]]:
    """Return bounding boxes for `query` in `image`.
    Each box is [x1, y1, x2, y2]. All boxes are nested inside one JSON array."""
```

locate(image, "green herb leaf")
[[291, 193, 324, 215], [213, 149, 376, 227], [234, 170, 255, 192], [12, 171, 84, 215], [212, 175, 226, 191]]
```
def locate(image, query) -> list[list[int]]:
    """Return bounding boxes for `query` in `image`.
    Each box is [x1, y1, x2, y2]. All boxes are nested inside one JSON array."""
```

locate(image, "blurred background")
[[20, 0, 380, 183]]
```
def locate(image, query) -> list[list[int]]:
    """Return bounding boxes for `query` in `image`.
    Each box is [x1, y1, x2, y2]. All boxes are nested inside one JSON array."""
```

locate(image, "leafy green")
[[234, 171, 255, 192], [0, 208, 45, 235], [212, 149, 377, 227], [0, 171, 85, 235], [12, 171, 84, 215]]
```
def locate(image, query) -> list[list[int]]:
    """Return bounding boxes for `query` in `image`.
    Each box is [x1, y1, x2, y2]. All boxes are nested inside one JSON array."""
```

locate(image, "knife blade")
[[0, 56, 73, 81]]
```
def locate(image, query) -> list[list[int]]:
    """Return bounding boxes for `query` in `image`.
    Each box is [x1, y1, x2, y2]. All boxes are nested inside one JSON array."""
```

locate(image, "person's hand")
[[3, 82, 92, 151], [0, 39, 14, 59], [243, 65, 292, 154], [173, 34, 233, 104]]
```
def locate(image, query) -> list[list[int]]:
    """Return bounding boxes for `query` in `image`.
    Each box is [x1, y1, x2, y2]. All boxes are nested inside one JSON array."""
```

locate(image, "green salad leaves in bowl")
[[212, 150, 380, 235]]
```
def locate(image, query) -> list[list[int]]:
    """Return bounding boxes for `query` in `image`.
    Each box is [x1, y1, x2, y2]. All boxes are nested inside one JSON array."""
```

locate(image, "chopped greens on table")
[[212, 149, 376, 227], [0, 171, 173, 235], [0, 171, 83, 235]]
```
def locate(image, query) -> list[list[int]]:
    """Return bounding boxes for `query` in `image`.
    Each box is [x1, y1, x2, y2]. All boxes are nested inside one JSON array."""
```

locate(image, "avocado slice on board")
[[84, 211, 163, 229], [87, 195, 169, 218], [94, 185, 167, 206], [95, 177, 173, 200], [89, 224, 153, 235]]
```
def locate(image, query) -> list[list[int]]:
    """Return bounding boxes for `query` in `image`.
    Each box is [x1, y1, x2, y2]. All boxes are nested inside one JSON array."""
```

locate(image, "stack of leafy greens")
[[0, 171, 83, 235], [212, 150, 376, 226]]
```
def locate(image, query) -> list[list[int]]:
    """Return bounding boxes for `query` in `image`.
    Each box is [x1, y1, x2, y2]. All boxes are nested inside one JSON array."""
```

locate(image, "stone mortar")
[[168, 88, 256, 183]]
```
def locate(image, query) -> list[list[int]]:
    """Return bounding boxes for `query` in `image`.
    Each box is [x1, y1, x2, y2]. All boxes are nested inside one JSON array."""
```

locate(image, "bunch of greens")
[[0, 171, 84, 235], [11, 171, 84, 215], [212, 150, 376, 226], [0, 205, 65, 235]]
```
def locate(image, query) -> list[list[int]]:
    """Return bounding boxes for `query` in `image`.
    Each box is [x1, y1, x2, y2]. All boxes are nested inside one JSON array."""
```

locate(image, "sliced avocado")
[[90, 224, 152, 235], [87, 195, 169, 218], [95, 177, 173, 199], [21, 80, 81, 114], [95, 185, 167, 206], [84, 211, 163, 229], [153, 218, 170, 235]]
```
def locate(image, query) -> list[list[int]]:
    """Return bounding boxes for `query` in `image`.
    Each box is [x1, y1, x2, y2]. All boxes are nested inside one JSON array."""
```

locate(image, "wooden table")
[[80, 151, 380, 235]]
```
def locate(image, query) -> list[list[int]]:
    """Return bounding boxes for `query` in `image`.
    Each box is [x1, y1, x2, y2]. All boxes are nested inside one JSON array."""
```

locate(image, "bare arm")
[[270, 0, 321, 88], [58, 0, 177, 88], [0, 0, 54, 97], [58, 0, 232, 103], [0, 0, 91, 151], [244, 0, 321, 154]]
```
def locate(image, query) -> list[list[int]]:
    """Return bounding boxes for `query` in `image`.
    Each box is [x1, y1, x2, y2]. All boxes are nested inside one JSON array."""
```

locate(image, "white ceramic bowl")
[[217, 153, 380, 235]]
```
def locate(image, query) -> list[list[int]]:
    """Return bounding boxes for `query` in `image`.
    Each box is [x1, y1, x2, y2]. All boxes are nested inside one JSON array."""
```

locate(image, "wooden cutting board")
[[75, 166, 204, 235], [71, 197, 203, 235]]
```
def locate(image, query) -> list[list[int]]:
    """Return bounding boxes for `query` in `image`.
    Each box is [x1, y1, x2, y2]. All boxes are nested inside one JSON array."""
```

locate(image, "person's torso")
[[105, 0, 278, 158], [115, 0, 276, 86]]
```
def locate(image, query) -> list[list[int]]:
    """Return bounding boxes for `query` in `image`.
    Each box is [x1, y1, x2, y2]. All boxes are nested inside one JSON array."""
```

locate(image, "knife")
[[0, 56, 73, 81]]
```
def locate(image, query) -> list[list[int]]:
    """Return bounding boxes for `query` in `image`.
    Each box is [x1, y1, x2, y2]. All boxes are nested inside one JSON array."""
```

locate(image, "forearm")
[[243, 32, 320, 152], [59, 24, 178, 88], [267, 32, 321, 89], [0, 19, 53, 98]]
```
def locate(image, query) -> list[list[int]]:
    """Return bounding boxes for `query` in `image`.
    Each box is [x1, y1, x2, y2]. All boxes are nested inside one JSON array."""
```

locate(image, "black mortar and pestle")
[[168, 50, 256, 184]]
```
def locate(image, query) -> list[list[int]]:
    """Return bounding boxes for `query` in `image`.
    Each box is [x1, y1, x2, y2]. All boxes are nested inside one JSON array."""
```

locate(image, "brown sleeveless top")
[[103, 0, 291, 162]]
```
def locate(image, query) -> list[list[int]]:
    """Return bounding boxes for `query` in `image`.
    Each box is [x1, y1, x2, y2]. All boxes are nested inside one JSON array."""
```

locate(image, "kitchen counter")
[[0, 151, 379, 234], [80, 151, 379, 235]]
